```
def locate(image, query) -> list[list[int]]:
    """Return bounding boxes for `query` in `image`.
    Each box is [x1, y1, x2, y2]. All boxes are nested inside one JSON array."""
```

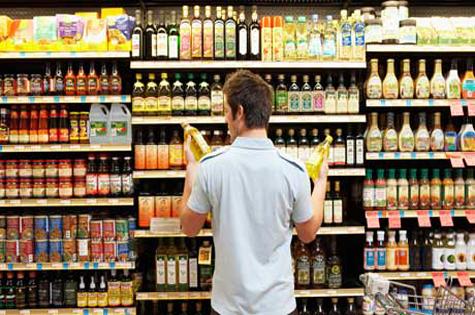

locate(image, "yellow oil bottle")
[[181, 122, 212, 161], [306, 135, 333, 181]]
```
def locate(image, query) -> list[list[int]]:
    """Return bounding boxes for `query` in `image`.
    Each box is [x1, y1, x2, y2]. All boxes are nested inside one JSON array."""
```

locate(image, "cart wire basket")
[[360, 273, 475, 315]]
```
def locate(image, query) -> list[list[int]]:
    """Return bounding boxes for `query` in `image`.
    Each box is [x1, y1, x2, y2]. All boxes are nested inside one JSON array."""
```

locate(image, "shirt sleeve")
[[292, 169, 313, 224], [187, 165, 211, 214]]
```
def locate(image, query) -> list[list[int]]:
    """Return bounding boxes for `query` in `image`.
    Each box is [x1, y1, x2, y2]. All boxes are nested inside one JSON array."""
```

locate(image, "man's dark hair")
[[223, 70, 272, 129]]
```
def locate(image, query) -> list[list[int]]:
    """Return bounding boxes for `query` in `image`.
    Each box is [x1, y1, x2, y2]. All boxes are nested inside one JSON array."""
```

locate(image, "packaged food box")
[[76, 12, 99, 19], [0, 16, 12, 50], [6, 19, 34, 51], [107, 14, 134, 51], [82, 18, 107, 51], [33, 16, 57, 51], [101, 8, 126, 19], [56, 14, 84, 51]]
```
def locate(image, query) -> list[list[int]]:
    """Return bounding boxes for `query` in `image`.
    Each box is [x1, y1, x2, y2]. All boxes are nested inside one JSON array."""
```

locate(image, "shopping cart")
[[360, 273, 475, 315]]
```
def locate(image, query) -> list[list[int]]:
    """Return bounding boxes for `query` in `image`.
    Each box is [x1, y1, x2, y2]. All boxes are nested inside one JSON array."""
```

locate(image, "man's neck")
[[238, 128, 268, 139]]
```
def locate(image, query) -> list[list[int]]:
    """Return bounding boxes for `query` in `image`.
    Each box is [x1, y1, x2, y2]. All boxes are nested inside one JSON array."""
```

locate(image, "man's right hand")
[[313, 159, 329, 185]]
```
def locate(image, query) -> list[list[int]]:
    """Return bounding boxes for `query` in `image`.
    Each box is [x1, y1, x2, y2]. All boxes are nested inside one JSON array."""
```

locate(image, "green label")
[[90, 121, 107, 137], [302, 92, 312, 111], [111, 121, 128, 137], [288, 92, 300, 112], [275, 91, 288, 112], [214, 24, 225, 58], [225, 23, 236, 58]]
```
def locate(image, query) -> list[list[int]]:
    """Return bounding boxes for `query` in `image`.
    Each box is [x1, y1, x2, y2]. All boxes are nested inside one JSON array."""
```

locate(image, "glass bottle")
[[179, 6, 192, 60], [346, 127, 355, 166], [15, 272, 26, 309], [383, 59, 399, 99], [333, 181, 343, 224], [191, 5, 202, 60], [237, 7, 248, 60], [333, 129, 346, 167], [415, 112, 430, 152], [169, 130, 184, 170], [249, 6, 261, 60], [414, 59, 430, 99], [398, 168, 409, 210], [300, 299, 311, 315], [327, 237, 342, 289], [386, 168, 397, 210], [430, 169, 442, 210], [274, 129, 286, 152], [348, 72, 359, 114], [324, 182, 333, 225], [301, 75, 312, 112], [463, 58, 475, 99], [308, 15, 323, 60], [214, 7, 225, 60], [455, 232, 467, 270], [408, 168, 419, 210], [145, 10, 157, 60], [286, 129, 298, 159], [366, 112, 382, 152], [454, 169, 465, 209], [322, 16, 337, 60], [168, 11, 179, 60], [325, 75, 337, 114], [409, 231, 422, 271], [467, 169, 475, 207], [202, 6, 214, 60], [172, 73, 185, 116], [383, 112, 398, 152], [295, 240, 311, 289], [386, 231, 398, 271], [76, 63, 87, 96], [399, 112, 415, 152], [185, 73, 198, 116], [298, 129, 310, 162], [312, 74, 325, 113], [447, 59, 461, 99], [364, 231, 375, 271], [288, 75, 300, 113], [156, 11, 168, 60], [431, 59, 446, 99], [442, 168, 455, 210], [296, 16, 308, 60], [398, 230, 410, 271], [311, 238, 326, 288], [315, 298, 326, 315], [198, 74, 211, 116], [87, 276, 98, 307], [366, 59, 382, 99], [225, 6, 237, 60], [131, 10, 144, 60], [376, 230, 387, 270], [54, 62, 64, 95], [430, 112, 444, 152], [363, 169, 375, 211], [158, 73, 171, 116], [419, 168, 430, 210], [399, 59, 414, 99], [432, 233, 444, 270], [336, 74, 348, 114], [145, 73, 158, 116], [86, 62, 98, 96], [99, 63, 110, 95], [445, 118, 458, 152], [275, 74, 288, 114]]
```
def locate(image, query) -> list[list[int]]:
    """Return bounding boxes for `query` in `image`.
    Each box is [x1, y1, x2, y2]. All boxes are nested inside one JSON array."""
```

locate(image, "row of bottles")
[[272, 127, 364, 167], [323, 181, 345, 226], [366, 58, 475, 100], [132, 6, 365, 62], [0, 270, 133, 309], [364, 230, 475, 271], [365, 112, 475, 152], [363, 168, 475, 211], [138, 183, 184, 228]]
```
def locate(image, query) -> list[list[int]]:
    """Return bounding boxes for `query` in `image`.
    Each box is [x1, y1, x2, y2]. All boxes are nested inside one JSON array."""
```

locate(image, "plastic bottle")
[[306, 135, 333, 181], [109, 103, 132, 144], [89, 104, 110, 144], [468, 233, 475, 270], [455, 233, 467, 270], [386, 231, 398, 271], [364, 231, 375, 271], [181, 123, 212, 162], [376, 231, 386, 271], [397, 230, 410, 271]]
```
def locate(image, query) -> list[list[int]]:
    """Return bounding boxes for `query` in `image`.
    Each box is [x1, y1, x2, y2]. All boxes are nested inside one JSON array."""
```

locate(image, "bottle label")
[[192, 21, 203, 58], [169, 35, 179, 59], [110, 174, 122, 195], [198, 96, 211, 111], [298, 147, 310, 163], [120, 281, 134, 306], [443, 185, 455, 209], [179, 25, 191, 59], [158, 96, 171, 112], [432, 247, 445, 269], [211, 90, 224, 115], [387, 184, 397, 209], [419, 184, 430, 208], [90, 121, 107, 137], [346, 139, 355, 165], [333, 200, 343, 223], [325, 94, 336, 113], [251, 28, 259, 56], [203, 21, 214, 58], [110, 121, 128, 137], [145, 97, 158, 113], [312, 255, 326, 285], [151, 34, 157, 57], [398, 185, 409, 209], [342, 25, 352, 47], [172, 96, 185, 111], [262, 27, 273, 61], [334, 147, 346, 166], [97, 292, 108, 307], [363, 186, 375, 208], [169, 144, 183, 167], [301, 92, 312, 112], [286, 146, 298, 160], [185, 96, 198, 111], [275, 91, 288, 112], [356, 139, 364, 165], [431, 185, 441, 208], [214, 23, 225, 58], [323, 38, 336, 57], [167, 257, 177, 285], [288, 92, 300, 112], [225, 22, 236, 58], [77, 292, 88, 307], [312, 90, 324, 112], [157, 33, 168, 57], [296, 256, 311, 285], [327, 265, 342, 288], [375, 187, 386, 208], [239, 28, 247, 56], [189, 257, 199, 288], [178, 255, 188, 285], [121, 173, 133, 195], [364, 248, 375, 270], [377, 248, 386, 269], [323, 200, 333, 224]]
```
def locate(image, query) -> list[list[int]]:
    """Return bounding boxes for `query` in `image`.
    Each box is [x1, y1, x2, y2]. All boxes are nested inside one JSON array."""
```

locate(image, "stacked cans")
[[0, 215, 136, 263]]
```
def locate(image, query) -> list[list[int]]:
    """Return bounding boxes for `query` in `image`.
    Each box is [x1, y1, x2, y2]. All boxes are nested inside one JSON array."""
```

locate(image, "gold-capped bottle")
[[181, 123, 212, 161]]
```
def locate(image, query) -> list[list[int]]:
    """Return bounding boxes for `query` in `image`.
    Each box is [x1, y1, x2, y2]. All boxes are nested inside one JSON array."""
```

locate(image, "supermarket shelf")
[[367, 209, 468, 218], [376, 271, 475, 280], [0, 308, 136, 315], [366, 152, 449, 160], [366, 99, 468, 107], [0, 198, 134, 207], [131, 115, 367, 125], [133, 168, 366, 179], [136, 288, 364, 300], [0, 144, 131, 153], [0, 95, 130, 104], [0, 261, 135, 271], [367, 44, 475, 53], [0, 51, 130, 59], [134, 226, 366, 238], [130, 60, 367, 69]]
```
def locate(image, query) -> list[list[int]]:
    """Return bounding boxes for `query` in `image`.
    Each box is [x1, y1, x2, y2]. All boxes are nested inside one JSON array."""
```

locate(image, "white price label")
[[87, 199, 97, 204], [60, 199, 71, 205], [48, 310, 59, 314]]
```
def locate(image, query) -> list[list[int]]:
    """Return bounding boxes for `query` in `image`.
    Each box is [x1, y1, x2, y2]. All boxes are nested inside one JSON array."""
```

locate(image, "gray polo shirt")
[[187, 137, 313, 315]]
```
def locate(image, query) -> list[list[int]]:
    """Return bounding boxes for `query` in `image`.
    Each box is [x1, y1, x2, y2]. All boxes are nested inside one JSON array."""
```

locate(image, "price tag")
[[17, 96, 29, 103], [439, 210, 454, 227], [28, 96, 36, 103], [9, 199, 20, 204], [72, 309, 82, 314], [365, 211, 380, 228], [465, 210, 475, 224], [0, 264, 6, 270], [51, 263, 62, 269], [457, 271, 473, 286], [80, 95, 87, 103], [87, 199, 97, 204], [94, 309, 104, 314], [432, 271, 446, 287], [19, 310, 30, 315], [48, 309, 59, 314], [109, 199, 119, 204], [83, 310, 90, 315], [64, 96, 75, 103], [69, 144, 80, 150], [60, 199, 71, 205], [36, 199, 47, 204], [14, 145, 25, 150], [450, 100, 464, 116], [468, 101, 475, 116], [388, 211, 401, 229], [416, 210, 432, 227], [464, 153, 475, 166], [53, 96, 60, 103], [448, 153, 465, 168], [99, 95, 106, 102], [93, 262, 99, 269], [189, 292, 201, 298], [84, 262, 90, 269]]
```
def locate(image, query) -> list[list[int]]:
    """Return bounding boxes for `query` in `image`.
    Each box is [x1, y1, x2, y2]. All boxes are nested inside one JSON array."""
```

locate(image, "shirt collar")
[[231, 137, 275, 150]]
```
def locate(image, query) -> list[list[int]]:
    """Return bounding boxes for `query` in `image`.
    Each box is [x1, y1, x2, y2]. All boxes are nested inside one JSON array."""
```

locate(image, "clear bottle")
[[191, 6, 203, 60], [416, 59, 430, 99], [225, 6, 237, 60], [296, 16, 308, 60], [431, 169, 442, 210], [333, 129, 346, 167], [415, 112, 430, 152], [336, 74, 348, 114], [325, 75, 337, 114], [322, 16, 337, 60], [431, 112, 445, 152], [386, 231, 398, 271], [364, 231, 375, 271], [366, 112, 382, 152], [339, 10, 352, 60], [399, 59, 414, 99], [283, 16, 296, 61], [399, 112, 415, 152], [455, 233, 467, 270], [467, 169, 475, 208], [288, 75, 300, 113], [179, 6, 192, 60], [308, 15, 323, 60], [447, 59, 461, 99], [408, 168, 419, 210], [454, 169, 465, 208], [419, 169, 431, 210], [348, 72, 359, 114], [352, 9, 365, 61], [431, 59, 446, 99], [467, 233, 475, 270], [313, 74, 325, 113], [366, 59, 382, 99], [383, 59, 399, 99], [383, 112, 398, 152]]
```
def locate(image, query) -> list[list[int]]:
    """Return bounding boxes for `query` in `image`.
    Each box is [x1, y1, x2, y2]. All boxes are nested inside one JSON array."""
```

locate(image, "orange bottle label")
[[397, 248, 409, 268], [138, 196, 155, 228], [145, 145, 158, 169], [157, 145, 169, 170], [134, 145, 146, 170], [169, 144, 183, 167], [155, 196, 172, 218], [171, 196, 183, 218]]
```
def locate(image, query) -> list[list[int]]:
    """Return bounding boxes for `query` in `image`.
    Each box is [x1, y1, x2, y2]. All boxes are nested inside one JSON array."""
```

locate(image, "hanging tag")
[[365, 211, 380, 228], [416, 210, 431, 227], [465, 210, 475, 224], [464, 153, 475, 167], [450, 100, 464, 116], [457, 271, 473, 287], [388, 211, 401, 229], [432, 272, 446, 287], [468, 101, 475, 116], [447, 153, 465, 168], [439, 210, 454, 227]]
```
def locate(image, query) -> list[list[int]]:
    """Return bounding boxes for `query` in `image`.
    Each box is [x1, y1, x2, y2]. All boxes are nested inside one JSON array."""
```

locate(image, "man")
[[180, 70, 328, 315]]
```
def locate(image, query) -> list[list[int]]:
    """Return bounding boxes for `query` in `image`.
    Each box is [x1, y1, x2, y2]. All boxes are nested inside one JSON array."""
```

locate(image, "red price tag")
[[366, 211, 380, 229], [468, 101, 475, 116], [457, 272, 473, 287], [416, 210, 431, 227], [432, 272, 446, 287], [388, 211, 401, 229], [450, 100, 464, 116], [439, 210, 454, 227], [465, 210, 475, 224], [464, 153, 475, 166], [447, 153, 465, 168]]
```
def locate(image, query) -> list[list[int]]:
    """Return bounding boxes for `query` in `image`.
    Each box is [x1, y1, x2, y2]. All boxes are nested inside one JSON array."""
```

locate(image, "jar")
[[32, 160, 45, 178], [398, 1, 409, 21], [422, 284, 434, 311], [69, 112, 80, 143], [19, 179, 32, 199], [399, 19, 417, 44], [366, 19, 383, 44], [32, 179, 46, 198], [3, 74, 16, 96], [5, 160, 18, 178], [16, 74, 30, 96], [0, 161, 5, 179], [361, 7, 376, 21], [5, 179, 19, 199], [18, 160, 32, 178], [46, 178, 59, 198], [0, 179, 5, 199], [79, 112, 89, 143], [30, 74, 43, 96], [73, 179, 86, 198], [381, 1, 400, 44], [73, 159, 87, 178], [45, 160, 58, 178], [58, 160, 73, 178], [59, 179, 73, 199]]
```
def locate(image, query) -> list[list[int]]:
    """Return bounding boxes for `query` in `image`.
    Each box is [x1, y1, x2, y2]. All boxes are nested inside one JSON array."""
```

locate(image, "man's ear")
[[237, 105, 245, 120]]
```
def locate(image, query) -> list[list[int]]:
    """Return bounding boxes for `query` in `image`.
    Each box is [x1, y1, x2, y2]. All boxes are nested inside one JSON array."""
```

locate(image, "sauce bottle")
[[442, 168, 455, 210], [460, 117, 475, 152], [398, 112, 414, 152], [48, 105, 59, 143], [37, 105, 48, 144], [366, 112, 382, 152], [398, 168, 409, 210], [99, 63, 110, 95], [179, 6, 192, 60], [311, 238, 326, 288], [134, 129, 146, 170], [422, 231, 433, 271], [431, 59, 446, 99], [446, 59, 461, 99], [336, 74, 348, 114], [383, 59, 399, 99], [455, 233, 467, 271], [29, 105, 38, 144], [313, 75, 325, 113], [431, 112, 444, 152], [397, 230, 410, 271], [76, 63, 87, 96], [386, 231, 398, 271], [18, 105, 29, 144], [145, 128, 158, 170], [272, 16, 284, 62], [64, 62, 76, 96], [415, 59, 430, 99], [198, 74, 211, 116], [376, 231, 386, 271], [399, 59, 414, 99], [363, 169, 375, 211], [97, 155, 111, 197], [77, 276, 88, 307], [305, 134, 332, 181], [169, 130, 184, 169], [409, 168, 419, 210], [58, 105, 69, 143], [108, 270, 121, 307], [430, 169, 442, 210], [466, 169, 475, 207], [364, 231, 375, 271], [419, 168, 430, 209], [383, 112, 398, 152], [415, 112, 430, 152], [54, 62, 64, 95], [454, 169, 465, 208], [445, 118, 458, 152], [87, 62, 99, 96], [375, 168, 387, 210], [121, 157, 134, 197], [386, 168, 397, 210], [110, 157, 122, 197], [158, 129, 170, 170], [110, 62, 122, 95], [366, 59, 382, 99], [444, 233, 456, 271], [8, 105, 19, 144], [26, 271, 37, 308]]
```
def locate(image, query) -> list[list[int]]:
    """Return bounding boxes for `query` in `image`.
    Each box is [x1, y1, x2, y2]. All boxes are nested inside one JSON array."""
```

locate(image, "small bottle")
[[397, 230, 410, 271], [325, 75, 337, 114], [409, 168, 419, 210], [442, 168, 455, 210], [383, 59, 399, 99], [97, 275, 108, 307], [430, 169, 442, 210], [409, 231, 422, 271], [386, 231, 398, 271], [211, 75, 224, 116], [376, 231, 387, 271], [346, 127, 355, 166], [455, 233, 467, 270], [383, 112, 398, 152], [301, 75, 313, 113], [386, 169, 397, 210], [415, 59, 430, 99], [432, 233, 444, 270], [158, 73, 171, 116], [364, 231, 375, 271]]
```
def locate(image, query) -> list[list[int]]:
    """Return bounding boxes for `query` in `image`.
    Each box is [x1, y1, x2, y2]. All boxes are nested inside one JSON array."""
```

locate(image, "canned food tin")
[[34, 216, 48, 240], [48, 215, 63, 240], [5, 240, 18, 262], [117, 241, 129, 262], [90, 239, 104, 262], [19, 239, 34, 263], [77, 215, 91, 239], [0, 240, 5, 262], [34, 239, 48, 262], [6, 216, 19, 240], [115, 219, 128, 241], [103, 241, 116, 262], [48, 239, 63, 262], [90, 220, 103, 240], [20, 216, 34, 240], [102, 220, 116, 241], [77, 239, 90, 262], [63, 238, 77, 262], [62, 215, 77, 240]]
